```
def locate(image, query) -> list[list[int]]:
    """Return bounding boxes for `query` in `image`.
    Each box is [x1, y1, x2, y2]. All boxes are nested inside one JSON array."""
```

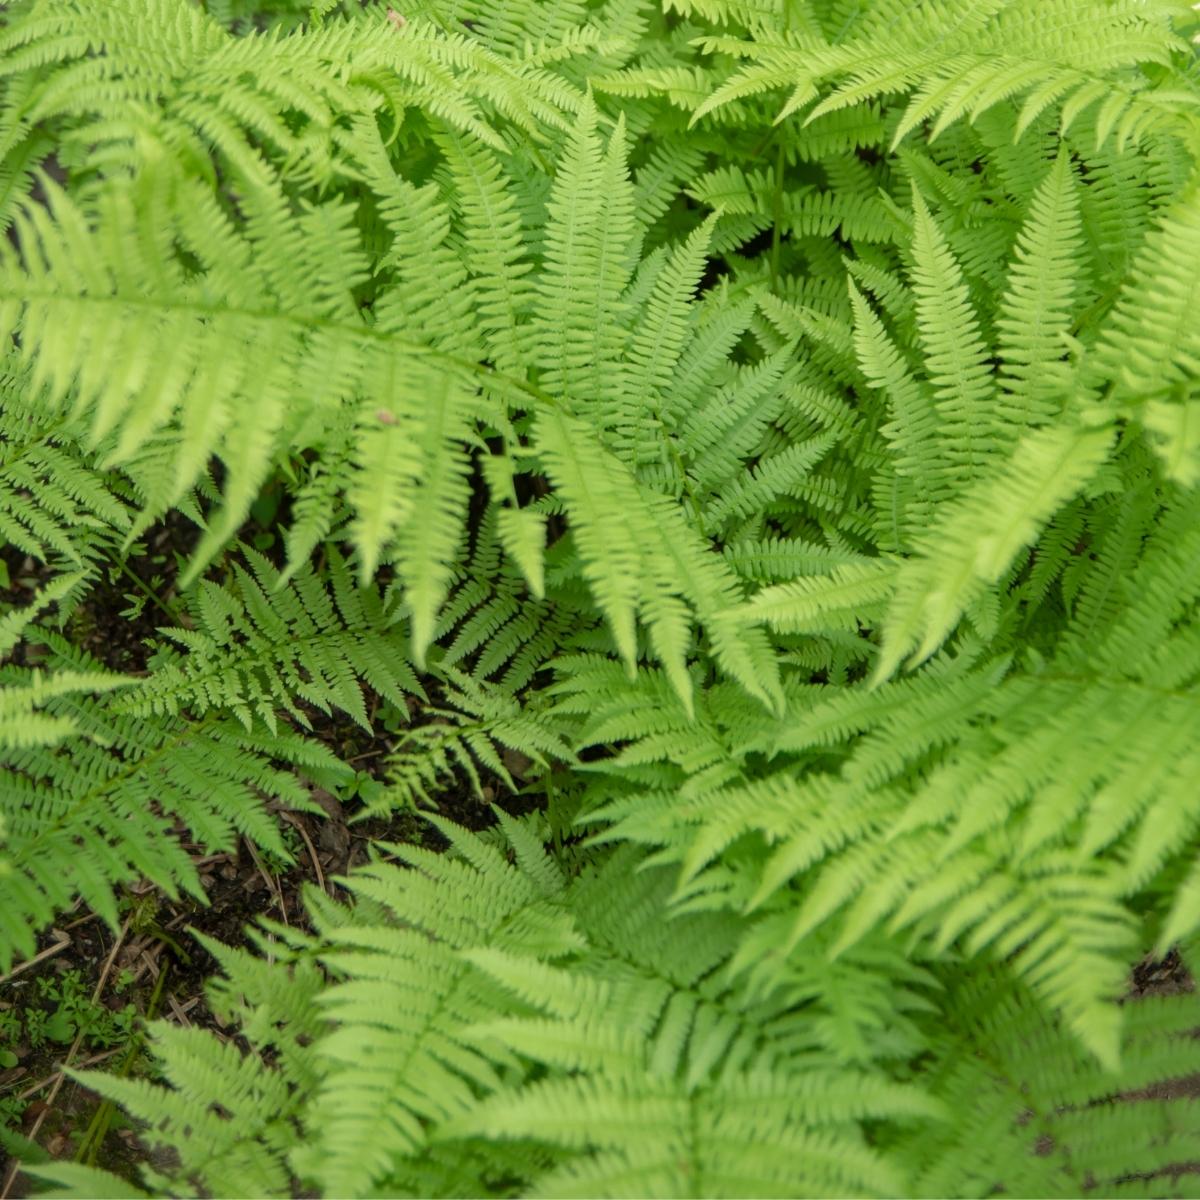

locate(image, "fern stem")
[[112, 559, 182, 624]]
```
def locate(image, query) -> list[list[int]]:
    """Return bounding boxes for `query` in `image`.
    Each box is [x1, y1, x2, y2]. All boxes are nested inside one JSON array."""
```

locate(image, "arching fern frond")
[[292, 814, 582, 1197], [907, 186, 999, 488], [695, 0, 1195, 154], [994, 146, 1087, 423], [119, 547, 423, 733], [0, 641, 344, 968], [875, 419, 1114, 679]]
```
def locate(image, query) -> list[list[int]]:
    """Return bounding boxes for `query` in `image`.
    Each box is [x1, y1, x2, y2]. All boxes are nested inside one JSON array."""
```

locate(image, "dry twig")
[[0, 934, 71, 988]]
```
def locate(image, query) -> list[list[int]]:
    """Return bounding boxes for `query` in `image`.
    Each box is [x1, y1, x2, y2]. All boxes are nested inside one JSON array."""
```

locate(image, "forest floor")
[[1, 515, 1199, 1195], [1, 879, 1196, 1195], [0, 737, 513, 1197], [0, 508, 525, 1196]]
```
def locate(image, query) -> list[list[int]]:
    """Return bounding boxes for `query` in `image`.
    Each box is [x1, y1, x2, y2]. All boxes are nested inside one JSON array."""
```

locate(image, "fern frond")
[[0, 569, 87, 660], [908, 187, 999, 485], [0, 653, 342, 967], [76, 1024, 310, 1198], [535, 407, 783, 713], [994, 147, 1087, 424], [447, 854, 942, 1199], [436, 128, 536, 376], [1096, 181, 1200, 485], [0, 665, 131, 751], [0, 356, 130, 564], [122, 547, 422, 732], [374, 670, 568, 816], [896, 969, 1200, 1199], [847, 278, 940, 539], [875, 420, 1114, 679], [723, 559, 896, 638], [293, 816, 581, 1196], [534, 97, 637, 421]]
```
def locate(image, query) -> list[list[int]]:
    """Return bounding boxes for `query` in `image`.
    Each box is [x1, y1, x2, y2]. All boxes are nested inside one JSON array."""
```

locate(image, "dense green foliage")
[[3, 0, 1200, 1194]]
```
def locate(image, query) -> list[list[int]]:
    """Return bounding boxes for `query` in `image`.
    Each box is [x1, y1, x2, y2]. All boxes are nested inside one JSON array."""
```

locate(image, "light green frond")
[[1095, 182, 1200, 494], [847, 278, 940, 536], [121, 547, 422, 732], [533, 403, 780, 712], [1141, 396, 1200, 487], [908, 187, 998, 483], [0, 652, 343, 968], [995, 147, 1087, 423], [618, 213, 717, 454], [724, 559, 896, 638], [534, 98, 637, 419], [295, 819, 582, 1196], [0, 666, 132, 751], [436, 127, 536, 376], [534, 408, 644, 670], [0, 360, 130, 564], [392, 377, 474, 665], [876, 420, 1113, 680]]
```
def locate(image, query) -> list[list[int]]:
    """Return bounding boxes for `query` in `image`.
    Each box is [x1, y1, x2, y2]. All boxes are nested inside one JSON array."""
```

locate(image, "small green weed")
[[1, 970, 138, 1055]]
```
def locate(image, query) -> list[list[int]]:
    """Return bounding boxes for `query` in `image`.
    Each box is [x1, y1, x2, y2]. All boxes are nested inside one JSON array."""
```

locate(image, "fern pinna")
[[2, 0, 1200, 1195]]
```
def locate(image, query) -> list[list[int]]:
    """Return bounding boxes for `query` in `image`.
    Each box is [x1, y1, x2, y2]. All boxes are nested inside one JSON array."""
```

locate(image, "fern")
[[0, 637, 345, 968], [120, 546, 423, 733], [3, 0, 1200, 1194]]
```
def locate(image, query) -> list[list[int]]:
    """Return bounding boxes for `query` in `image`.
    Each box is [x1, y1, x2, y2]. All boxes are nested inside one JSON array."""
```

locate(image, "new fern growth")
[[3, 0, 1200, 1195]]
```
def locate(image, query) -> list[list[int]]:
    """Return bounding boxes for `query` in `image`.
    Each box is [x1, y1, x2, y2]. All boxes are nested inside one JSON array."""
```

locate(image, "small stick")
[[0, 935, 71, 987], [13, 1048, 124, 1103], [59, 912, 99, 933], [165, 992, 193, 1027], [280, 812, 327, 895], [243, 839, 289, 925]]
